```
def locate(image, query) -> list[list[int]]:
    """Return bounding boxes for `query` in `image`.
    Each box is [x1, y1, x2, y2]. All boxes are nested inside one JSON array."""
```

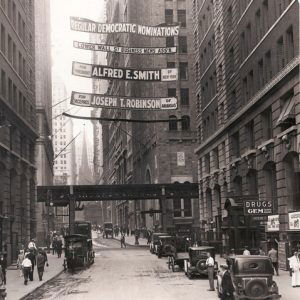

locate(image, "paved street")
[[21, 234, 298, 300]]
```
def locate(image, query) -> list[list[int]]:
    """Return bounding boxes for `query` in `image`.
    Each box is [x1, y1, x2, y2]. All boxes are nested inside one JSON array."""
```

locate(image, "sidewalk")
[[5, 253, 64, 300], [113, 234, 149, 247]]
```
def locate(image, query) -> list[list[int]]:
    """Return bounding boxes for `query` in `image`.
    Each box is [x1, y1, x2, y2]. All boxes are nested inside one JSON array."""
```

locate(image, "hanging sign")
[[289, 211, 300, 230], [70, 91, 177, 111], [72, 61, 178, 82], [73, 41, 177, 55], [243, 200, 273, 215], [70, 17, 180, 37]]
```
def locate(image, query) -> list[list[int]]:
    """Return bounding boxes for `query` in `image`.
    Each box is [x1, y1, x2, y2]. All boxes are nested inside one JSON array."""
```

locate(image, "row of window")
[[197, 34, 215, 75], [165, 9, 186, 27], [197, 0, 214, 42], [169, 115, 190, 131], [168, 88, 189, 106], [0, 69, 34, 123], [166, 61, 188, 80]]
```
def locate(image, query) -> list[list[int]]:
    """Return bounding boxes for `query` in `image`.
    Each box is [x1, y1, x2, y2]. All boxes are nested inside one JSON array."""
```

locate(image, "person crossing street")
[[206, 252, 215, 291], [121, 233, 126, 248]]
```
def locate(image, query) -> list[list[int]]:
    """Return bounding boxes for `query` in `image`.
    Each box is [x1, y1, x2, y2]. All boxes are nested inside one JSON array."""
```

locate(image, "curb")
[[19, 269, 65, 300]]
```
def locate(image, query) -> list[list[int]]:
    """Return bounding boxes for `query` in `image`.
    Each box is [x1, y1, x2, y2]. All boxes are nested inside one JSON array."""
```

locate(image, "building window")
[[228, 47, 234, 76], [1, 70, 6, 97], [261, 107, 273, 140], [166, 36, 174, 47], [7, 34, 12, 62], [242, 76, 248, 103], [1, 24, 5, 54], [230, 89, 236, 113], [231, 131, 240, 158], [248, 70, 254, 98], [179, 62, 188, 80], [258, 59, 264, 89], [219, 102, 224, 125], [178, 9, 186, 27], [246, 23, 252, 55], [276, 36, 284, 71], [165, 9, 173, 24], [245, 120, 255, 149], [286, 26, 294, 63], [227, 5, 233, 34], [264, 50, 272, 82], [178, 36, 187, 53], [180, 88, 189, 106], [276, 89, 295, 131], [12, 42, 16, 68], [168, 88, 176, 97], [8, 78, 12, 104], [212, 147, 219, 170], [181, 115, 190, 131], [167, 61, 175, 68], [262, 0, 269, 34], [169, 115, 178, 131], [205, 153, 210, 174]]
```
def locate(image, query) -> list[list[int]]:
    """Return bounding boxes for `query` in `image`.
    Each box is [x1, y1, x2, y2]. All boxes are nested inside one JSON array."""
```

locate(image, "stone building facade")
[[0, 0, 37, 263], [193, 0, 299, 261], [34, 0, 55, 247], [102, 0, 199, 236]]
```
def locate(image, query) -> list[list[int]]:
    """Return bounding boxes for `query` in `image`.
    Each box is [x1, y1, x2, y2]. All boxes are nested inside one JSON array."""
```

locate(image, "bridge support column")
[[69, 185, 75, 235], [160, 187, 167, 232]]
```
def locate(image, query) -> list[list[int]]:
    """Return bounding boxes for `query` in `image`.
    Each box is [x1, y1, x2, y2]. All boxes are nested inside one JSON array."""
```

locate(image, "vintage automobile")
[[183, 246, 218, 279], [168, 236, 191, 271], [63, 234, 94, 270], [103, 222, 114, 238], [157, 236, 176, 258], [230, 255, 281, 299], [149, 232, 169, 254]]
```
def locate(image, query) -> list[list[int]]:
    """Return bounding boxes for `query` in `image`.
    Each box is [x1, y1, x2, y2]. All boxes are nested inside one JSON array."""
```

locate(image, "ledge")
[[257, 139, 275, 150], [276, 126, 297, 139], [241, 149, 256, 158]]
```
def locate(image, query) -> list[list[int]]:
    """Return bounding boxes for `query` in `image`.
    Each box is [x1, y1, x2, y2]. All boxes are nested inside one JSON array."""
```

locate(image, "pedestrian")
[[220, 264, 234, 300], [268, 246, 279, 276], [56, 237, 63, 258], [243, 246, 250, 255], [206, 252, 215, 291], [21, 255, 32, 285], [17, 250, 25, 277], [0, 254, 7, 285], [289, 251, 300, 287], [40, 248, 49, 266], [52, 236, 57, 255], [36, 249, 47, 281], [259, 247, 266, 256], [26, 249, 36, 281], [0, 266, 6, 299], [120, 233, 126, 248]]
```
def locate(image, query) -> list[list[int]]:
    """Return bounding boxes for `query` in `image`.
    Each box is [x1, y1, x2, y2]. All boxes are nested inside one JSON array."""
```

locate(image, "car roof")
[[159, 236, 173, 239], [233, 255, 270, 259], [189, 246, 215, 251], [153, 232, 169, 236]]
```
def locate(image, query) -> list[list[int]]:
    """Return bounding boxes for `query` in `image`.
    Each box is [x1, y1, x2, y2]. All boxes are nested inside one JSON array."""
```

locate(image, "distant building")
[[103, 0, 198, 236], [0, 0, 37, 264], [34, 0, 55, 246], [193, 0, 299, 259]]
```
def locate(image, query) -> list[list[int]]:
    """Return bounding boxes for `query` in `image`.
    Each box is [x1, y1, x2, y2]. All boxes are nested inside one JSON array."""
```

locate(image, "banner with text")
[[73, 41, 177, 55], [266, 215, 280, 232], [71, 91, 177, 111], [289, 211, 300, 231], [244, 200, 273, 215], [72, 61, 178, 82], [70, 17, 180, 37]]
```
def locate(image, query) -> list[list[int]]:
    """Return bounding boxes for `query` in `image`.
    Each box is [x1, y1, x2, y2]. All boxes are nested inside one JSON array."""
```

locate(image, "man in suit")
[[220, 264, 234, 300]]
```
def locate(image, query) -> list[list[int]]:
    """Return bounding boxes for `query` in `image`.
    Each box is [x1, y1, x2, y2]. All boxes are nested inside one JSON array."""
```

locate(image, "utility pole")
[[69, 185, 75, 235], [160, 186, 167, 232]]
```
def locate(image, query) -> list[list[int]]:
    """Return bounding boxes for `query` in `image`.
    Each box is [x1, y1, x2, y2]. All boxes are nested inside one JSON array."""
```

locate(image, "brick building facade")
[[0, 0, 37, 263], [102, 0, 199, 236], [193, 0, 299, 262]]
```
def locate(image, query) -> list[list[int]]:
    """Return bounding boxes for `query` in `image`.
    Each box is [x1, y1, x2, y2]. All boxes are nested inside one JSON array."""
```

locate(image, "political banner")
[[70, 91, 178, 111], [266, 215, 279, 232], [289, 211, 300, 230], [70, 16, 180, 37], [72, 61, 178, 82], [73, 41, 177, 55]]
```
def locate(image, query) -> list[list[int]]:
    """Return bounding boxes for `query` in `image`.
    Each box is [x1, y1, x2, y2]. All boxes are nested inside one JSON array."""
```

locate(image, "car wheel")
[[187, 269, 193, 279], [245, 279, 268, 298]]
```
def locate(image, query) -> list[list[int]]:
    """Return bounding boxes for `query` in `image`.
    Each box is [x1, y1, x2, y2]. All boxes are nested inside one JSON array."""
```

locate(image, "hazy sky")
[[50, 0, 106, 167]]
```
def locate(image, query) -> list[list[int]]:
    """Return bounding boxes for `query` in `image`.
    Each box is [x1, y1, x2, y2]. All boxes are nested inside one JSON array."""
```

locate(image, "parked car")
[[157, 236, 175, 258], [149, 232, 169, 254], [231, 255, 281, 299], [183, 246, 218, 279]]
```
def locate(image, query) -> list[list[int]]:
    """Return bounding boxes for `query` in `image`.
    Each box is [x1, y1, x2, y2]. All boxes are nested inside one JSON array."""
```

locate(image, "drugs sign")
[[244, 200, 273, 215]]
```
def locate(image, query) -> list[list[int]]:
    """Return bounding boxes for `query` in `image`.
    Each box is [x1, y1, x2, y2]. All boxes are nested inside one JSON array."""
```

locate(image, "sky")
[[50, 0, 106, 168]]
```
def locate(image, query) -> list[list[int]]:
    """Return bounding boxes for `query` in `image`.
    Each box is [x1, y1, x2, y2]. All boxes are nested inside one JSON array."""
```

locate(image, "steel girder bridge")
[[37, 183, 199, 233]]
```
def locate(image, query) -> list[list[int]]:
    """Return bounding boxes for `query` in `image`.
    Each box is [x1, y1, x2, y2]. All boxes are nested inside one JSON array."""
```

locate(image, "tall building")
[[34, 0, 55, 247], [102, 0, 198, 236], [52, 77, 77, 186], [0, 0, 37, 264], [193, 0, 299, 262]]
